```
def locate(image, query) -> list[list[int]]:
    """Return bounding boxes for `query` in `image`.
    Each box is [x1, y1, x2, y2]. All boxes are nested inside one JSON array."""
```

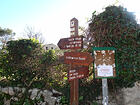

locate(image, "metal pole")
[[102, 78, 109, 105]]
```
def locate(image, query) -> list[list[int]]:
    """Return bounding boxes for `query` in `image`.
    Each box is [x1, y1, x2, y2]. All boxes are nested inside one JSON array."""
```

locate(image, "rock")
[[135, 81, 140, 87], [4, 100, 10, 105], [8, 87, 15, 96], [18, 93, 23, 98], [0, 86, 62, 105], [42, 90, 56, 105], [11, 97, 18, 101], [41, 102, 47, 105], [29, 88, 40, 100], [4, 97, 10, 105], [36, 91, 43, 100], [2, 87, 9, 94], [14, 87, 21, 93], [37, 101, 47, 105], [22, 88, 26, 93], [122, 85, 140, 105], [52, 89, 62, 97]]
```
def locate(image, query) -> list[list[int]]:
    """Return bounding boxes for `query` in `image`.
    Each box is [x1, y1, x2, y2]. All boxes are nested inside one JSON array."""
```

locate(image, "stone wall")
[[0, 86, 62, 105], [97, 81, 140, 105], [115, 81, 140, 105], [0, 81, 140, 105]]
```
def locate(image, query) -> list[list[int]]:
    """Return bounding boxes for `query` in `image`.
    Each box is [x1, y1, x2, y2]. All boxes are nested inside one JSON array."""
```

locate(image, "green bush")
[[0, 39, 57, 89], [89, 6, 140, 88]]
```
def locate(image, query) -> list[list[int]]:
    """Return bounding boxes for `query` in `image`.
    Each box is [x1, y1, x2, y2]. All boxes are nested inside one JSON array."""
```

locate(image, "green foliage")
[[60, 96, 69, 105], [0, 92, 45, 105], [0, 92, 4, 105], [23, 99, 32, 105], [0, 39, 57, 88], [42, 50, 57, 65], [7, 39, 40, 61], [89, 6, 140, 88], [79, 79, 102, 105], [0, 27, 13, 36], [92, 102, 98, 105]]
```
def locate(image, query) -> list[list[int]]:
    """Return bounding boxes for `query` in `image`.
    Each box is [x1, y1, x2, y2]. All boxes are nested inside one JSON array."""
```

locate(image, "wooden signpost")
[[57, 18, 93, 105]]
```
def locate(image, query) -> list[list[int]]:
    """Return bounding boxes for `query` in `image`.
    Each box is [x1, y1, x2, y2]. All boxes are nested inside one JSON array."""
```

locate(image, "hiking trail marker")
[[57, 36, 83, 50], [64, 52, 93, 66], [57, 18, 93, 105], [68, 66, 89, 81]]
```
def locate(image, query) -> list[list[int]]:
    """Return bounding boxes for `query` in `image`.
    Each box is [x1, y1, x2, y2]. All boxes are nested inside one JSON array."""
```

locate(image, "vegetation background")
[[0, 5, 140, 105]]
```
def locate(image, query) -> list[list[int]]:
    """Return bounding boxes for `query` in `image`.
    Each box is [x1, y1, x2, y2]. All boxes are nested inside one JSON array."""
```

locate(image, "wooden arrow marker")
[[64, 52, 93, 66], [68, 66, 89, 81], [57, 36, 83, 50]]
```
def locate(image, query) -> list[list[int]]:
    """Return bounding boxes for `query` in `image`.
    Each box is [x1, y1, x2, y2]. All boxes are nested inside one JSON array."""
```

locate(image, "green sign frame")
[[92, 47, 117, 79]]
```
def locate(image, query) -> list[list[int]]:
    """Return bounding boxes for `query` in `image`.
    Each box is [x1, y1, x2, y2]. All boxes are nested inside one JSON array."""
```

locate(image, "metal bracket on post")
[[102, 78, 109, 105]]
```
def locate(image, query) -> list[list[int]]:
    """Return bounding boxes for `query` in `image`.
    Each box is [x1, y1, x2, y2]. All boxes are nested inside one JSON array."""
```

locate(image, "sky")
[[0, 0, 140, 44]]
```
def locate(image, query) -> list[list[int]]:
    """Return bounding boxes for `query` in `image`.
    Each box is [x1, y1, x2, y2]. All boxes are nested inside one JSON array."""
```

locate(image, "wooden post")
[[70, 64, 79, 105], [70, 18, 79, 105], [70, 79, 79, 105]]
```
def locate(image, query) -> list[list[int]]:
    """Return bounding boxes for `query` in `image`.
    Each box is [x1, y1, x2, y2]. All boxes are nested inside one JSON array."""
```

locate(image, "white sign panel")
[[97, 65, 113, 77]]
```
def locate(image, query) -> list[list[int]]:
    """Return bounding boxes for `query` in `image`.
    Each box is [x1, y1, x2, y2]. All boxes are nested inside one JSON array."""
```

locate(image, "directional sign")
[[68, 66, 89, 81], [57, 36, 83, 49], [64, 52, 93, 66]]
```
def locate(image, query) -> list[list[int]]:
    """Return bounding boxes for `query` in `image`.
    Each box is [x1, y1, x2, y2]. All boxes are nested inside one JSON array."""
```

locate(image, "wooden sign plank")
[[57, 36, 83, 49], [68, 66, 89, 81], [64, 52, 93, 66]]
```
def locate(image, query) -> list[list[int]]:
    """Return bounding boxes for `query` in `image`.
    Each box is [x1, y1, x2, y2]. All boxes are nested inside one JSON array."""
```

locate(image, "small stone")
[[22, 88, 26, 93], [29, 88, 40, 100], [52, 89, 62, 96], [14, 87, 21, 93], [11, 97, 18, 101], [41, 102, 46, 105], [2, 87, 9, 94], [8, 87, 15, 96], [36, 91, 43, 100], [4, 97, 10, 105], [18, 93, 23, 98]]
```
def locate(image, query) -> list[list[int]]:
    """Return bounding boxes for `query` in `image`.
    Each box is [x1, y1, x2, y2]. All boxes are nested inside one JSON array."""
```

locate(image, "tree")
[[79, 26, 93, 49], [24, 26, 44, 44], [0, 39, 57, 88], [0, 27, 15, 49]]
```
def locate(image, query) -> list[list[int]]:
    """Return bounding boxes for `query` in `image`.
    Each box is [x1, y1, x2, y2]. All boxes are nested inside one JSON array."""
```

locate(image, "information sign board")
[[93, 47, 116, 78]]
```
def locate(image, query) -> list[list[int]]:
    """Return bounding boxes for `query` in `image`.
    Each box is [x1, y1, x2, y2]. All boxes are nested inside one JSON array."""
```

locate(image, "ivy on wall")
[[88, 6, 140, 88]]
